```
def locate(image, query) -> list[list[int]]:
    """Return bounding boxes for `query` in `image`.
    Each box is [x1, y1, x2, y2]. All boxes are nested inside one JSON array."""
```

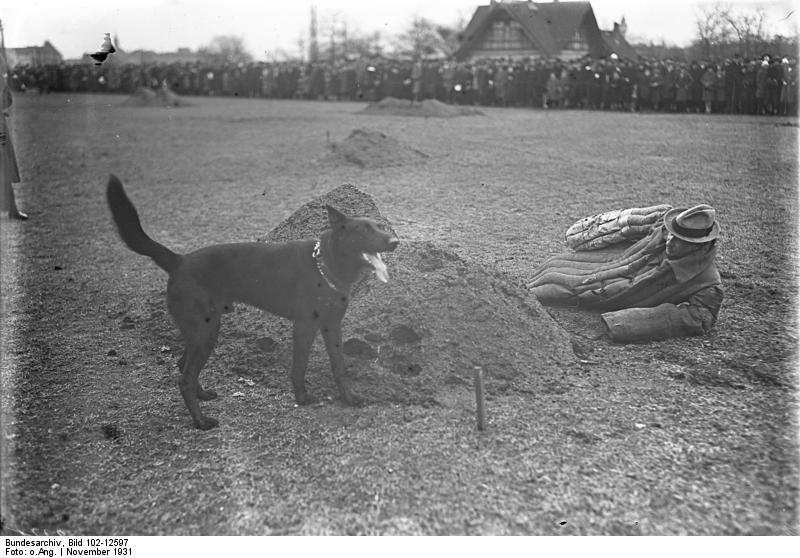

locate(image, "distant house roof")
[[5, 41, 63, 66], [600, 28, 639, 60], [535, 1, 597, 50], [454, 1, 637, 61]]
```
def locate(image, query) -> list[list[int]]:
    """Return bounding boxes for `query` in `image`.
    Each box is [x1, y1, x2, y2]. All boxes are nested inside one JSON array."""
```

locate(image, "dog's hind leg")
[[176, 314, 222, 430], [176, 350, 217, 401], [291, 320, 319, 405]]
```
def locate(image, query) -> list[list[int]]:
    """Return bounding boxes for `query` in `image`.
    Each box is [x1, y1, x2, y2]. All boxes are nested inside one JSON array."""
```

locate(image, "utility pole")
[[330, 20, 336, 63], [0, 19, 7, 62], [0, 18, 12, 74], [342, 21, 348, 59], [309, 5, 319, 63]]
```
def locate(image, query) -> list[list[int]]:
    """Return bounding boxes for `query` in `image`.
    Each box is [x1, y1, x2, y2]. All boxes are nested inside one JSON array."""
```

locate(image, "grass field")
[[0, 93, 798, 535]]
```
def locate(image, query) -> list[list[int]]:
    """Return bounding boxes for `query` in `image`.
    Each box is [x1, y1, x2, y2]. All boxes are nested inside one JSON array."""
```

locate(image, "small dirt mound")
[[360, 97, 483, 118], [122, 84, 189, 107], [122, 86, 157, 106], [257, 185, 575, 405], [157, 84, 187, 107], [259, 183, 396, 245], [259, 183, 396, 296], [327, 128, 429, 168]]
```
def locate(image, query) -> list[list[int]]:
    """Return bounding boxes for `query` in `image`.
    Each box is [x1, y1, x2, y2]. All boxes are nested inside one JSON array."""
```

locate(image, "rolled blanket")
[[528, 230, 662, 285], [565, 204, 672, 251], [529, 225, 670, 309]]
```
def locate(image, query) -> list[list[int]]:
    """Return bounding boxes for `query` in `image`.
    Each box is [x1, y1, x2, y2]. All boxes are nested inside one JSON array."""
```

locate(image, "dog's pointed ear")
[[325, 205, 348, 229]]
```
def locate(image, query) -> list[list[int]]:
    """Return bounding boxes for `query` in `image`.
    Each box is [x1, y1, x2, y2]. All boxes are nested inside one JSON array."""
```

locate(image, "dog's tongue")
[[362, 252, 389, 282]]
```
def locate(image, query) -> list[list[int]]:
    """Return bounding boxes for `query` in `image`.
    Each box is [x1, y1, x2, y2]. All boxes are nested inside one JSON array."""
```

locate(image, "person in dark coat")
[[474, 61, 491, 106], [410, 59, 423, 103], [766, 56, 784, 115], [780, 57, 797, 116], [649, 66, 664, 111], [493, 63, 508, 107], [674, 66, 694, 112], [741, 59, 757, 114], [714, 64, 727, 113], [661, 62, 677, 112], [689, 60, 704, 112], [635, 64, 651, 111], [529, 205, 723, 342], [701, 64, 717, 113], [1, 53, 27, 220], [755, 58, 769, 114], [724, 56, 742, 113], [576, 60, 592, 108], [544, 70, 560, 108]]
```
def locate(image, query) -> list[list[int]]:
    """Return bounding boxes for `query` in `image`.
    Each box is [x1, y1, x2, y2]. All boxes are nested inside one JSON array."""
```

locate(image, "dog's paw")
[[194, 416, 219, 430]]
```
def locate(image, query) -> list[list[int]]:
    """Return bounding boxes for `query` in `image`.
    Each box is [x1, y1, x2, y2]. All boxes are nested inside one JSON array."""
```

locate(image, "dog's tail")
[[106, 174, 182, 274]]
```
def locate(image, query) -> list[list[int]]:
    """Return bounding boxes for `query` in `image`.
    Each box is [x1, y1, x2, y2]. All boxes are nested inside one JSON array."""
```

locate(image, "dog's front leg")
[[291, 320, 319, 405], [320, 318, 362, 406]]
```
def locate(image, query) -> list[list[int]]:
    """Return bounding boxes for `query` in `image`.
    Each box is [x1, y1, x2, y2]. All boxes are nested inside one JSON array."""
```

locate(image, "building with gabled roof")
[[454, 1, 637, 61], [600, 18, 638, 60], [4, 41, 63, 66]]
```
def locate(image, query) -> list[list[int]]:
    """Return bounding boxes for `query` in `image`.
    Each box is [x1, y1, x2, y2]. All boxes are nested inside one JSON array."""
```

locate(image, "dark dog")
[[106, 174, 399, 429]]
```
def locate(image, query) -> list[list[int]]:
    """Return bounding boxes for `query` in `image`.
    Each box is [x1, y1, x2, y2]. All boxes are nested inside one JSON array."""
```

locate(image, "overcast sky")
[[2, 0, 797, 60]]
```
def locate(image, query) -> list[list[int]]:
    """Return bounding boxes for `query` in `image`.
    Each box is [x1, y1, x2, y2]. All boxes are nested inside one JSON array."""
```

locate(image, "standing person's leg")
[[1, 131, 27, 220]]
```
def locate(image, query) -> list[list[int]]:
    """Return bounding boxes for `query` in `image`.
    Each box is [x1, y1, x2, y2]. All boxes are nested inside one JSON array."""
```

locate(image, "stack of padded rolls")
[[565, 205, 672, 251]]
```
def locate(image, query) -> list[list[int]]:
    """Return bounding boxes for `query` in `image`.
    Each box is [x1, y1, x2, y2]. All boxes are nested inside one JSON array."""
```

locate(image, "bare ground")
[[0, 93, 798, 535]]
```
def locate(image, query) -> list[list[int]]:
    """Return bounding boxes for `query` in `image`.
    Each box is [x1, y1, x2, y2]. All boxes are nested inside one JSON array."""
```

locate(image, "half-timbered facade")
[[454, 1, 637, 61]]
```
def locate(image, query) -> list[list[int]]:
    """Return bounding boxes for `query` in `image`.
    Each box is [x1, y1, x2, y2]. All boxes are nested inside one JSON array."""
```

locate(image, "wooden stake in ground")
[[474, 366, 486, 431]]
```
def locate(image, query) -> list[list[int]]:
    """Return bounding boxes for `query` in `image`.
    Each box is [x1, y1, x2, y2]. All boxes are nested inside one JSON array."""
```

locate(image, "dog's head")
[[326, 205, 400, 282]]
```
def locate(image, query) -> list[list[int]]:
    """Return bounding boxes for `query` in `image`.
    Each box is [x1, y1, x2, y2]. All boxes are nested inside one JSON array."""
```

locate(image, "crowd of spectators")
[[7, 53, 798, 116]]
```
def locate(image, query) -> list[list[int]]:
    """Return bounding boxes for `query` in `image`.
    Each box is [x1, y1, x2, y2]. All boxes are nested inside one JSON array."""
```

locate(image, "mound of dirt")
[[327, 128, 429, 168], [359, 96, 483, 118], [260, 183, 396, 245], [258, 185, 575, 405], [156, 84, 187, 107], [122, 86, 157, 106], [122, 83, 189, 107]]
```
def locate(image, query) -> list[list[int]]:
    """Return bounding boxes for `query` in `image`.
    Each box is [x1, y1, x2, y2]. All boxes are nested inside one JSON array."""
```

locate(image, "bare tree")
[[724, 7, 767, 58], [198, 35, 254, 66], [392, 17, 459, 59], [316, 20, 384, 61], [309, 10, 383, 62], [695, 2, 734, 59], [316, 10, 343, 63], [338, 30, 384, 59], [692, 3, 795, 60]]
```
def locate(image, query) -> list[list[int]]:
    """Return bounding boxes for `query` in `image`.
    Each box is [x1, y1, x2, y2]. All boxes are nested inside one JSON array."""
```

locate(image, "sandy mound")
[[122, 84, 189, 107], [260, 183, 395, 245], [326, 128, 429, 168], [359, 97, 483, 118], [257, 185, 575, 405]]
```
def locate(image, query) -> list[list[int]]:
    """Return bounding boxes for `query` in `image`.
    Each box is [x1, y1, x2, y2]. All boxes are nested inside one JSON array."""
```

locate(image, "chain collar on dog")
[[312, 240, 344, 292]]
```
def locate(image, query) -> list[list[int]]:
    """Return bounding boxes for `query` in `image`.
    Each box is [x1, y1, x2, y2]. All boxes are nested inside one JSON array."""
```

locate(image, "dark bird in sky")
[[90, 33, 116, 66]]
